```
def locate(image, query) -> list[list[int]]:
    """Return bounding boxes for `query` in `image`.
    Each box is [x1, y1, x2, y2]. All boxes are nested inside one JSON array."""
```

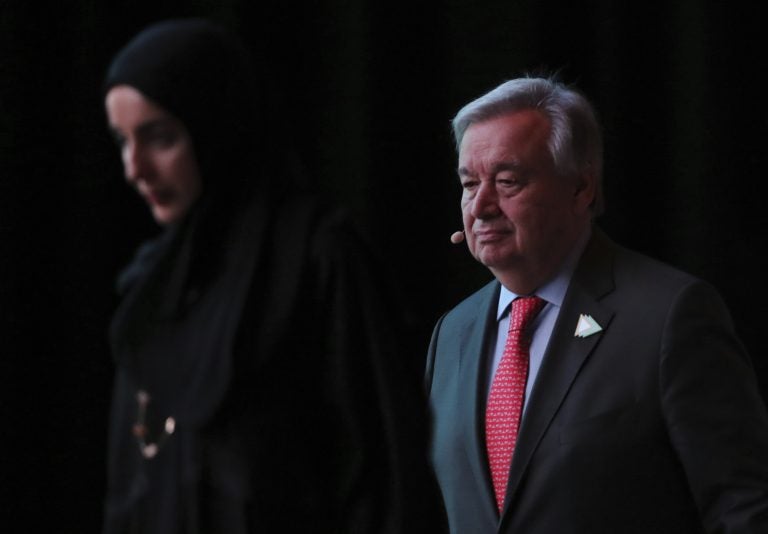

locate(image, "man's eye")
[[497, 177, 523, 189]]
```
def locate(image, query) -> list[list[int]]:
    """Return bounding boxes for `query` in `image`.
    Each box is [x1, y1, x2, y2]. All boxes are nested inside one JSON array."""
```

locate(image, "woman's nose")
[[122, 143, 146, 184]]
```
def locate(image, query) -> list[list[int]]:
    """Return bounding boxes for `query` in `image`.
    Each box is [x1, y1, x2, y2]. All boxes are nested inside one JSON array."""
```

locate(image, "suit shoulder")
[[602, 241, 733, 320], [612, 243, 703, 292], [440, 279, 499, 325], [582, 231, 728, 316]]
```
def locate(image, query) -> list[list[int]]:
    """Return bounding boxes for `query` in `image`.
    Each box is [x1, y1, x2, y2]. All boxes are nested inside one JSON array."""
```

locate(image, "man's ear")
[[573, 167, 597, 214]]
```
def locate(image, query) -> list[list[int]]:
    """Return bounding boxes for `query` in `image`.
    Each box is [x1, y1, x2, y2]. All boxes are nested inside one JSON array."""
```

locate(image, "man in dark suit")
[[426, 76, 768, 533]]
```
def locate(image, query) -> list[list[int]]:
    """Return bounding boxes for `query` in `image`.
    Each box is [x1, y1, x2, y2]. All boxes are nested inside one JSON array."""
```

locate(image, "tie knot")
[[509, 296, 545, 332]]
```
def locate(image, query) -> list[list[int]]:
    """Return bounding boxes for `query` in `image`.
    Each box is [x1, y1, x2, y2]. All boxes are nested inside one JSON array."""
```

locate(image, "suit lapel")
[[458, 281, 501, 518], [501, 230, 617, 517]]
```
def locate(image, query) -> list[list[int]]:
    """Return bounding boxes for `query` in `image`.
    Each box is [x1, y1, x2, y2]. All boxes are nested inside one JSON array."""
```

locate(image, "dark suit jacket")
[[426, 229, 768, 533]]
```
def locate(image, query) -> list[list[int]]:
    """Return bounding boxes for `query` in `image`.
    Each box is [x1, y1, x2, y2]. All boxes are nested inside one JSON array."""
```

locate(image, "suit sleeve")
[[660, 280, 768, 532], [425, 312, 448, 397]]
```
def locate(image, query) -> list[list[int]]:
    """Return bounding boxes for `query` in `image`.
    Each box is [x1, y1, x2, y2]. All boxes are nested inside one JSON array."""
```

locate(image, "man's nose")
[[471, 181, 500, 219]]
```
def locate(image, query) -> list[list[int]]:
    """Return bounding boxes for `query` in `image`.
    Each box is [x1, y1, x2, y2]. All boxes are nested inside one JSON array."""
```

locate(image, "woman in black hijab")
[[102, 18, 444, 534]]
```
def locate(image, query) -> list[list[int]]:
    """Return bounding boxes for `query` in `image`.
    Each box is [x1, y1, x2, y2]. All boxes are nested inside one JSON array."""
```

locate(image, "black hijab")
[[105, 17, 302, 290], [105, 19, 282, 428], [104, 18, 261, 195], [102, 19, 448, 534]]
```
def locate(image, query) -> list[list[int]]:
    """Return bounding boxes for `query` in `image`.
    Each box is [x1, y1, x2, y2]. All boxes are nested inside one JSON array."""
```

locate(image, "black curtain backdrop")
[[2, 1, 767, 530]]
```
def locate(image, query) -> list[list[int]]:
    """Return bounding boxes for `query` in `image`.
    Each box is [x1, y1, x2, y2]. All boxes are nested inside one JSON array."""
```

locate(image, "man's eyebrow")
[[458, 161, 522, 177], [492, 161, 521, 173]]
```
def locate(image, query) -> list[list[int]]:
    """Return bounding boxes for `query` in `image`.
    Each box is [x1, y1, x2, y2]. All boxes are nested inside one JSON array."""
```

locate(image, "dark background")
[[2, 1, 767, 530]]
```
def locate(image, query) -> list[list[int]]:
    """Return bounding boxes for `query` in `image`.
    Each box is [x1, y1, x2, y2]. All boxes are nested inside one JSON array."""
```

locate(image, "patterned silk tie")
[[485, 295, 546, 513]]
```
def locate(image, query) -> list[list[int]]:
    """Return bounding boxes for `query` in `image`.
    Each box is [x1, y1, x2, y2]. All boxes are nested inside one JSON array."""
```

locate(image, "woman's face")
[[105, 85, 202, 225]]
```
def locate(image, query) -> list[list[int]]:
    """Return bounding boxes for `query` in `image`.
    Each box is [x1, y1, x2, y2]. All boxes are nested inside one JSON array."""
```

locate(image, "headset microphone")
[[450, 231, 465, 244]]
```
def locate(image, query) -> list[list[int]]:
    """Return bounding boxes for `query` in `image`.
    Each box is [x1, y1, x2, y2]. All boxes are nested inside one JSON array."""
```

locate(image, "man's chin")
[[474, 247, 517, 269]]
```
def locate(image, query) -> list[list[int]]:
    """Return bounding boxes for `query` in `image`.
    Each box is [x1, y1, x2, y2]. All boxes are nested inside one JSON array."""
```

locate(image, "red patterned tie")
[[485, 295, 545, 513]]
